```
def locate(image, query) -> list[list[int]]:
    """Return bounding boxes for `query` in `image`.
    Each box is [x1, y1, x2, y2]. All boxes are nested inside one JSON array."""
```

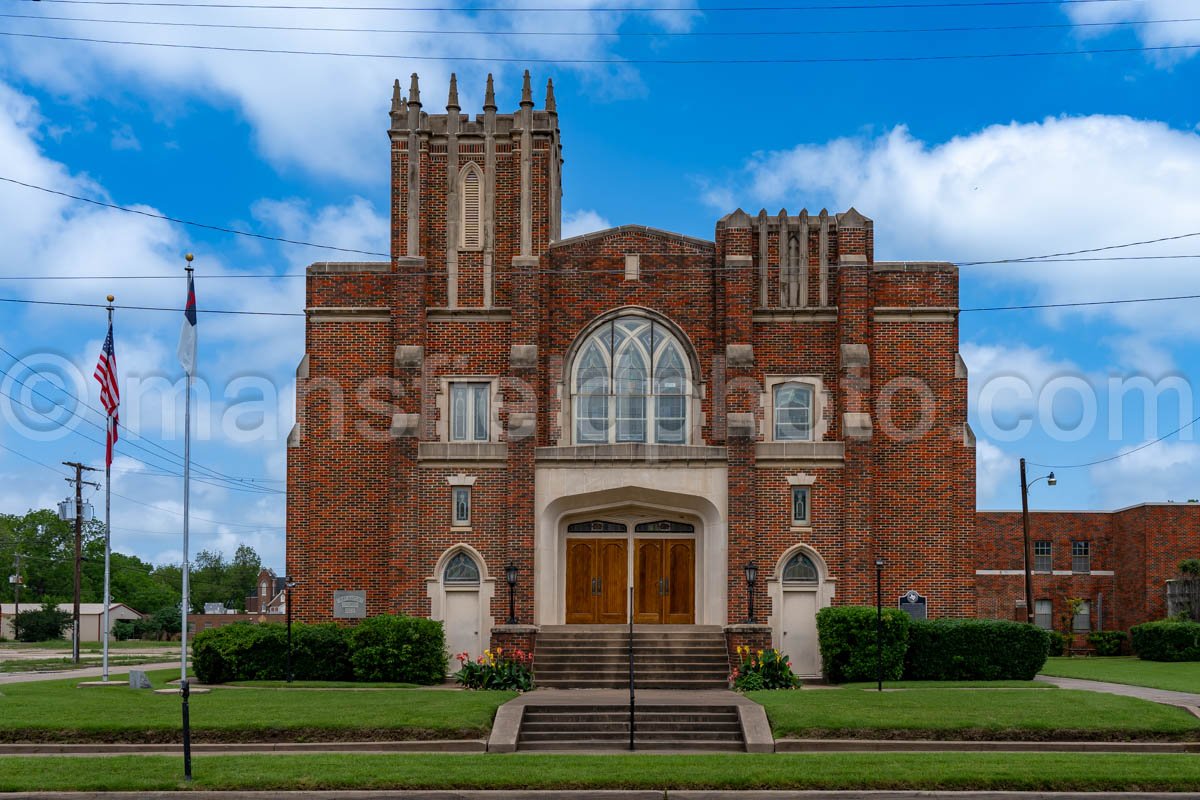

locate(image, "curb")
[[773, 738, 1200, 753]]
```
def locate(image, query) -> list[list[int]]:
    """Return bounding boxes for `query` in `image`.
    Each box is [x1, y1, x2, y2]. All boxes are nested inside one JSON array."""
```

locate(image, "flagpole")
[[181, 256, 193, 686], [102, 295, 115, 682]]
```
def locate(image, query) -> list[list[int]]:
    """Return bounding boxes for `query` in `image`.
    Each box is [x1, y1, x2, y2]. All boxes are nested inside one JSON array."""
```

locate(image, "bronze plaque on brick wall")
[[333, 590, 366, 618]]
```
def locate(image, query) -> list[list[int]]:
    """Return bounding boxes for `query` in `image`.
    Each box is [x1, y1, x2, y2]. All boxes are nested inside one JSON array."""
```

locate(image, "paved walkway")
[[0, 661, 181, 685], [5, 792, 1200, 799], [1038, 674, 1200, 710]]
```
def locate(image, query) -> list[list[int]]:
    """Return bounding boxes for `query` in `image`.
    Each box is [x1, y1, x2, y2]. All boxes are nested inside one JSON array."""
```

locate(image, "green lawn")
[[228, 680, 419, 689], [0, 669, 511, 743], [0, 640, 178, 651], [750, 687, 1200, 740], [1041, 656, 1200, 694], [0, 753, 1198, 792], [839, 680, 1053, 690]]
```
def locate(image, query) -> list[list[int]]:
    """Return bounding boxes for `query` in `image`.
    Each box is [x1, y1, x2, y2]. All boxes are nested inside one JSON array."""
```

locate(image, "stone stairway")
[[533, 625, 729, 690], [516, 703, 745, 751]]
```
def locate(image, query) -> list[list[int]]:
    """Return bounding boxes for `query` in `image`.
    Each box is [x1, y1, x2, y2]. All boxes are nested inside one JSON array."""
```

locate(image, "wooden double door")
[[565, 537, 695, 625]]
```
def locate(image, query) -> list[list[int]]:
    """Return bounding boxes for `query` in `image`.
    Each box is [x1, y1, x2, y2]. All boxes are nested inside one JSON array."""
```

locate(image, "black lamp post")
[[875, 558, 884, 692], [505, 562, 518, 625], [284, 577, 297, 683], [744, 561, 758, 624], [1019, 458, 1057, 625]]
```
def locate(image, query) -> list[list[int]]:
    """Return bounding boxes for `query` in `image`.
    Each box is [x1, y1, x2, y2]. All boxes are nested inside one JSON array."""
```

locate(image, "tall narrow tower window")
[[460, 162, 483, 251]]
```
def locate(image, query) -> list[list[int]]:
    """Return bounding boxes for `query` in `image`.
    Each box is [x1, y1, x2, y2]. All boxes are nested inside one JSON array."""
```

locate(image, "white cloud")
[[110, 124, 141, 151], [711, 116, 1200, 341], [1065, 0, 1200, 65], [1090, 440, 1200, 506], [0, 2, 697, 182], [561, 208, 612, 239], [975, 438, 1015, 504]]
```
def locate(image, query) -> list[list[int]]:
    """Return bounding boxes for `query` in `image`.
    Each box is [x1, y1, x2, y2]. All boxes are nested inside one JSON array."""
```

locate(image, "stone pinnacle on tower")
[[520, 69, 533, 107], [484, 73, 496, 111], [391, 79, 402, 114], [408, 72, 421, 106], [447, 73, 459, 110], [545, 78, 556, 113]]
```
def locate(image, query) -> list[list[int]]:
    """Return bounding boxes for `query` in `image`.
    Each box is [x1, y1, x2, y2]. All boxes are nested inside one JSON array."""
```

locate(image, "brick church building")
[[285, 70, 977, 676]]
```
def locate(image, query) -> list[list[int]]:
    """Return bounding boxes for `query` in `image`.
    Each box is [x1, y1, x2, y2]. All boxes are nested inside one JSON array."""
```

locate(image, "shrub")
[[1088, 630, 1127, 656], [291, 622, 353, 681], [1046, 630, 1068, 657], [14, 603, 72, 642], [112, 619, 135, 641], [192, 622, 288, 683], [456, 648, 533, 691], [904, 619, 1048, 681], [816, 606, 909, 683], [348, 614, 446, 684], [730, 645, 800, 690], [1130, 620, 1200, 662]]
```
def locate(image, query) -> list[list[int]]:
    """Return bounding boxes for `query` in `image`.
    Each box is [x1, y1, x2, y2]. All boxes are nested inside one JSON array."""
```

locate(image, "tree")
[[14, 602, 72, 642]]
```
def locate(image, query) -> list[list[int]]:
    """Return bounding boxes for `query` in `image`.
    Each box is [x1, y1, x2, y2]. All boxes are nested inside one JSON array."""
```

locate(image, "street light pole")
[[285, 577, 296, 683], [1020, 459, 1057, 626], [875, 558, 884, 692]]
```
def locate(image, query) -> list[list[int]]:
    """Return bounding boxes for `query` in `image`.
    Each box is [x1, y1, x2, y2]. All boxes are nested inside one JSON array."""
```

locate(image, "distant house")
[[0, 602, 142, 641], [244, 568, 287, 615]]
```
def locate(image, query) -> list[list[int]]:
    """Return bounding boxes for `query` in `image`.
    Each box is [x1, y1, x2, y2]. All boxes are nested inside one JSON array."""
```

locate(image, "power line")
[[961, 292, 1200, 312], [9, 0, 1152, 13], [0, 343, 286, 491], [1028, 414, 1200, 470], [0, 176, 390, 258], [958, 231, 1200, 266], [0, 441, 285, 530], [6, 10, 1195, 37], [3, 28, 1196, 64]]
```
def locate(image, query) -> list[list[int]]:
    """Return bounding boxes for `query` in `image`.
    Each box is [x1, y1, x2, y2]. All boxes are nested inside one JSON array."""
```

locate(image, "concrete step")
[[517, 739, 744, 752], [521, 721, 742, 734], [520, 730, 743, 742], [533, 678, 729, 689]]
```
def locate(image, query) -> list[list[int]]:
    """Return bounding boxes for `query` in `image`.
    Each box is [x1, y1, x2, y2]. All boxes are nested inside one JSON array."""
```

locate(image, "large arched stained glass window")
[[572, 315, 692, 445]]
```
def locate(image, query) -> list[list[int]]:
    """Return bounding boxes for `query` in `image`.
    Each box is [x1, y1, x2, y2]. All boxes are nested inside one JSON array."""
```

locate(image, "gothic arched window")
[[782, 552, 819, 584], [460, 162, 483, 250], [571, 314, 692, 445], [444, 551, 481, 585]]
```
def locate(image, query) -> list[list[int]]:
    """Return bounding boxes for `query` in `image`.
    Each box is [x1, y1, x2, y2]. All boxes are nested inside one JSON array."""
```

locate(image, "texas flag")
[[177, 271, 197, 375]]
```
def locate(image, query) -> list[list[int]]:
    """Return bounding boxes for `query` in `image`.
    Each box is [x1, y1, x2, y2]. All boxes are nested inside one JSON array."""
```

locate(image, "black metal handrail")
[[628, 586, 635, 751]]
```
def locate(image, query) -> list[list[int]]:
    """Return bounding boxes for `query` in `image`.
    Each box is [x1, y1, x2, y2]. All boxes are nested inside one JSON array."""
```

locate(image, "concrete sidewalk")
[[1038, 674, 1200, 711], [5, 792, 1200, 799]]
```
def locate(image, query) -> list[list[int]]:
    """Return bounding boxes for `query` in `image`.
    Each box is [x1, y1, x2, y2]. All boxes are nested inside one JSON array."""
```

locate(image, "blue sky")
[[0, 0, 1197, 571]]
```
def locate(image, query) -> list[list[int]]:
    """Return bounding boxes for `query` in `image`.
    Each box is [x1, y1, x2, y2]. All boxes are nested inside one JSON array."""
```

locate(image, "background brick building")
[[286, 71, 976, 676], [976, 503, 1200, 641]]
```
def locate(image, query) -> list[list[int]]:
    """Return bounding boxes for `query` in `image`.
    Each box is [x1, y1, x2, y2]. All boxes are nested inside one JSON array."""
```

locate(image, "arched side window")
[[460, 163, 483, 251], [773, 382, 814, 441], [444, 551, 481, 585], [782, 552, 819, 584], [571, 314, 692, 445]]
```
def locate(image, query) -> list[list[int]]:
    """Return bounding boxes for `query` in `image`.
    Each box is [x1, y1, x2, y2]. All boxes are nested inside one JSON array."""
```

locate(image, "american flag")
[[94, 321, 119, 466]]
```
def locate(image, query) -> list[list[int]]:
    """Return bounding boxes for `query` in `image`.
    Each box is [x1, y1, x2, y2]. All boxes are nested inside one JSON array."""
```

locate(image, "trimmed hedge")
[[816, 606, 910, 683], [1130, 620, 1200, 662], [1088, 630, 1127, 657], [347, 614, 446, 684], [192, 615, 445, 684], [904, 618, 1049, 681]]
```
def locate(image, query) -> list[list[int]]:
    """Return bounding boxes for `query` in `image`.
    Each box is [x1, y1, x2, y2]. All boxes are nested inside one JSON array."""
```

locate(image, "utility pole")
[[9, 553, 22, 641], [63, 461, 99, 664]]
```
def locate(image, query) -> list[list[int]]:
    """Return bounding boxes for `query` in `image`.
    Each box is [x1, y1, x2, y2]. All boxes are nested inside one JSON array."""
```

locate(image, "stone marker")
[[128, 670, 152, 689]]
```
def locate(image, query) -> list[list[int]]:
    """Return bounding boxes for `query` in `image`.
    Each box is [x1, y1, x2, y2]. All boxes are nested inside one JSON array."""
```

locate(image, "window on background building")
[[782, 552, 819, 584], [1034, 599, 1053, 629], [452, 487, 471, 526], [791, 486, 810, 526], [444, 552, 481, 585], [1034, 541, 1052, 572], [1072, 540, 1091, 573], [571, 315, 692, 445], [773, 382, 814, 441], [1073, 599, 1091, 632], [450, 382, 490, 442]]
